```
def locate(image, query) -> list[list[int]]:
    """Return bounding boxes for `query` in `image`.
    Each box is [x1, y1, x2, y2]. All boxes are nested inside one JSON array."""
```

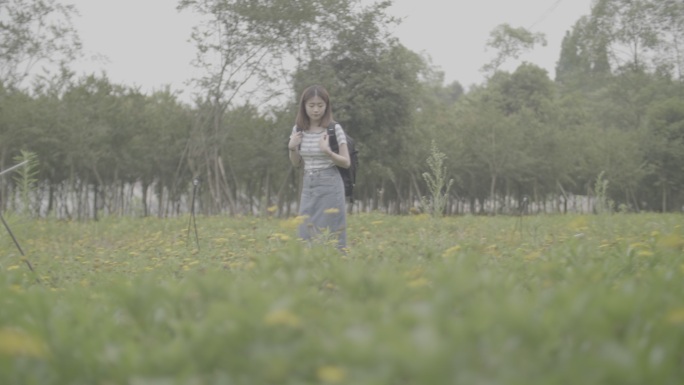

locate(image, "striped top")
[[292, 124, 347, 171]]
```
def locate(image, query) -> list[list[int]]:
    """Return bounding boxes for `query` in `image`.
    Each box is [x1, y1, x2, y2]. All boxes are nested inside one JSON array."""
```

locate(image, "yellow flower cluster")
[[0, 327, 48, 358], [263, 309, 301, 328]]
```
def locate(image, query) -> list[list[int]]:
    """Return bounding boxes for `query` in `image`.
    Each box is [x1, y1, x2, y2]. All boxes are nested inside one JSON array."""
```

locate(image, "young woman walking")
[[287, 85, 351, 251]]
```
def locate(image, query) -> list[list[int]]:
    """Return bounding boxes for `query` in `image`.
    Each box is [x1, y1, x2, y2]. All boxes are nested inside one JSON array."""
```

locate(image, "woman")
[[288, 85, 351, 251]]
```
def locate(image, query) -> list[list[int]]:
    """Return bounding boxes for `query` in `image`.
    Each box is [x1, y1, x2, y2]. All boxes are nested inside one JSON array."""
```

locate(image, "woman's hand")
[[288, 132, 303, 150], [319, 134, 332, 155]]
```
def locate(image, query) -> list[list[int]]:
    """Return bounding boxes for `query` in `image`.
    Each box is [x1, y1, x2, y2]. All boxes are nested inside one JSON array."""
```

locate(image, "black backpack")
[[327, 122, 358, 203]]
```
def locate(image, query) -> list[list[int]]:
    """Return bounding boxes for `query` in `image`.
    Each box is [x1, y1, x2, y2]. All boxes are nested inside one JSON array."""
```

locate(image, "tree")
[[223, 104, 287, 215], [0, 85, 34, 210], [59, 75, 126, 219], [410, 70, 467, 213], [457, 87, 525, 215], [643, 98, 684, 211], [555, 16, 612, 89], [178, 0, 397, 214], [585, 0, 684, 77], [289, 2, 423, 212], [482, 24, 547, 77], [179, 0, 297, 213], [652, 0, 684, 80], [0, 0, 81, 87]]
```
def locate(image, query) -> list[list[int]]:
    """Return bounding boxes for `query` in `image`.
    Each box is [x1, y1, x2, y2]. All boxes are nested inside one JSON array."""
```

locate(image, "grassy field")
[[0, 212, 683, 384]]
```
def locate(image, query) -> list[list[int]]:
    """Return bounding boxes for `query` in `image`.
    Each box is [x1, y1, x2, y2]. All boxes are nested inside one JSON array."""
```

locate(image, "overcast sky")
[[69, 0, 593, 101]]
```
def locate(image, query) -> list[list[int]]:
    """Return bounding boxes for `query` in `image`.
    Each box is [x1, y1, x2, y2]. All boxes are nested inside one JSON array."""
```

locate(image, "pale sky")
[[68, 0, 593, 102]]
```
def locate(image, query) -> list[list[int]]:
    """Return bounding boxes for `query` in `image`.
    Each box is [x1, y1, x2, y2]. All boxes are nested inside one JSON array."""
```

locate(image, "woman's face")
[[305, 95, 326, 123]]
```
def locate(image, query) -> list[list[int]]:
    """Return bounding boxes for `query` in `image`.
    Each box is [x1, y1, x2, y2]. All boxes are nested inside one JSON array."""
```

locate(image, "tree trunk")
[[216, 155, 237, 215], [142, 182, 149, 217], [264, 168, 271, 216], [93, 183, 99, 221], [275, 166, 294, 217], [47, 182, 55, 217], [489, 173, 497, 215]]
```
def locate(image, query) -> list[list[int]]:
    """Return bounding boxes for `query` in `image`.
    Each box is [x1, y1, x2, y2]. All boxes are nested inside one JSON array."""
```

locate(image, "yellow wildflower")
[[408, 277, 430, 288], [524, 251, 542, 261], [271, 233, 291, 241], [659, 234, 684, 250], [263, 309, 301, 328], [442, 245, 461, 258], [0, 327, 48, 358], [405, 267, 423, 279], [666, 308, 684, 324], [280, 215, 308, 231], [317, 365, 346, 383], [568, 217, 588, 232]]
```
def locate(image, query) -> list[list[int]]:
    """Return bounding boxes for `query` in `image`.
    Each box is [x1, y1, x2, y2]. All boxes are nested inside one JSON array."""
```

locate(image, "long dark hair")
[[295, 85, 334, 130]]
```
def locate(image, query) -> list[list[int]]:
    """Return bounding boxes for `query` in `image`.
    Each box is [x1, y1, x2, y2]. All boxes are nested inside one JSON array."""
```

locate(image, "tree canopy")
[[1, 0, 683, 219]]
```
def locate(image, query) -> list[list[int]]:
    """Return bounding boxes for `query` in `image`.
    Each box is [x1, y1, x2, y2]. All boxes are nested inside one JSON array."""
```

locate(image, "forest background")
[[1, 0, 683, 220]]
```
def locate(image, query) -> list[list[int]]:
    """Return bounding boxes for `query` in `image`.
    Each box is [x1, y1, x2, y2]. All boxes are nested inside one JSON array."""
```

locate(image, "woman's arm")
[[321, 136, 350, 169], [288, 147, 302, 167], [288, 131, 303, 167]]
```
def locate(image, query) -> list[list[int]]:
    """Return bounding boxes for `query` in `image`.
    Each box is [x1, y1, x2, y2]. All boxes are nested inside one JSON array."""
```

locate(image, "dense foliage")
[[1, 213, 683, 383], [0, 0, 683, 218]]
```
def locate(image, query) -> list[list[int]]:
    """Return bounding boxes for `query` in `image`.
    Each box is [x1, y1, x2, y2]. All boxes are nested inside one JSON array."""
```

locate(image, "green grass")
[[1, 213, 683, 384]]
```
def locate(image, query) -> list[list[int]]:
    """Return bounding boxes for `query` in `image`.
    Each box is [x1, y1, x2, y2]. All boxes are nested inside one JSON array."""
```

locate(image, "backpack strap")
[[327, 122, 339, 153]]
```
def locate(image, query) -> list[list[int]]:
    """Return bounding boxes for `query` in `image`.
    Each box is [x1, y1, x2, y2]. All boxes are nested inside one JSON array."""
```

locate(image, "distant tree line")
[[1, 0, 683, 219]]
